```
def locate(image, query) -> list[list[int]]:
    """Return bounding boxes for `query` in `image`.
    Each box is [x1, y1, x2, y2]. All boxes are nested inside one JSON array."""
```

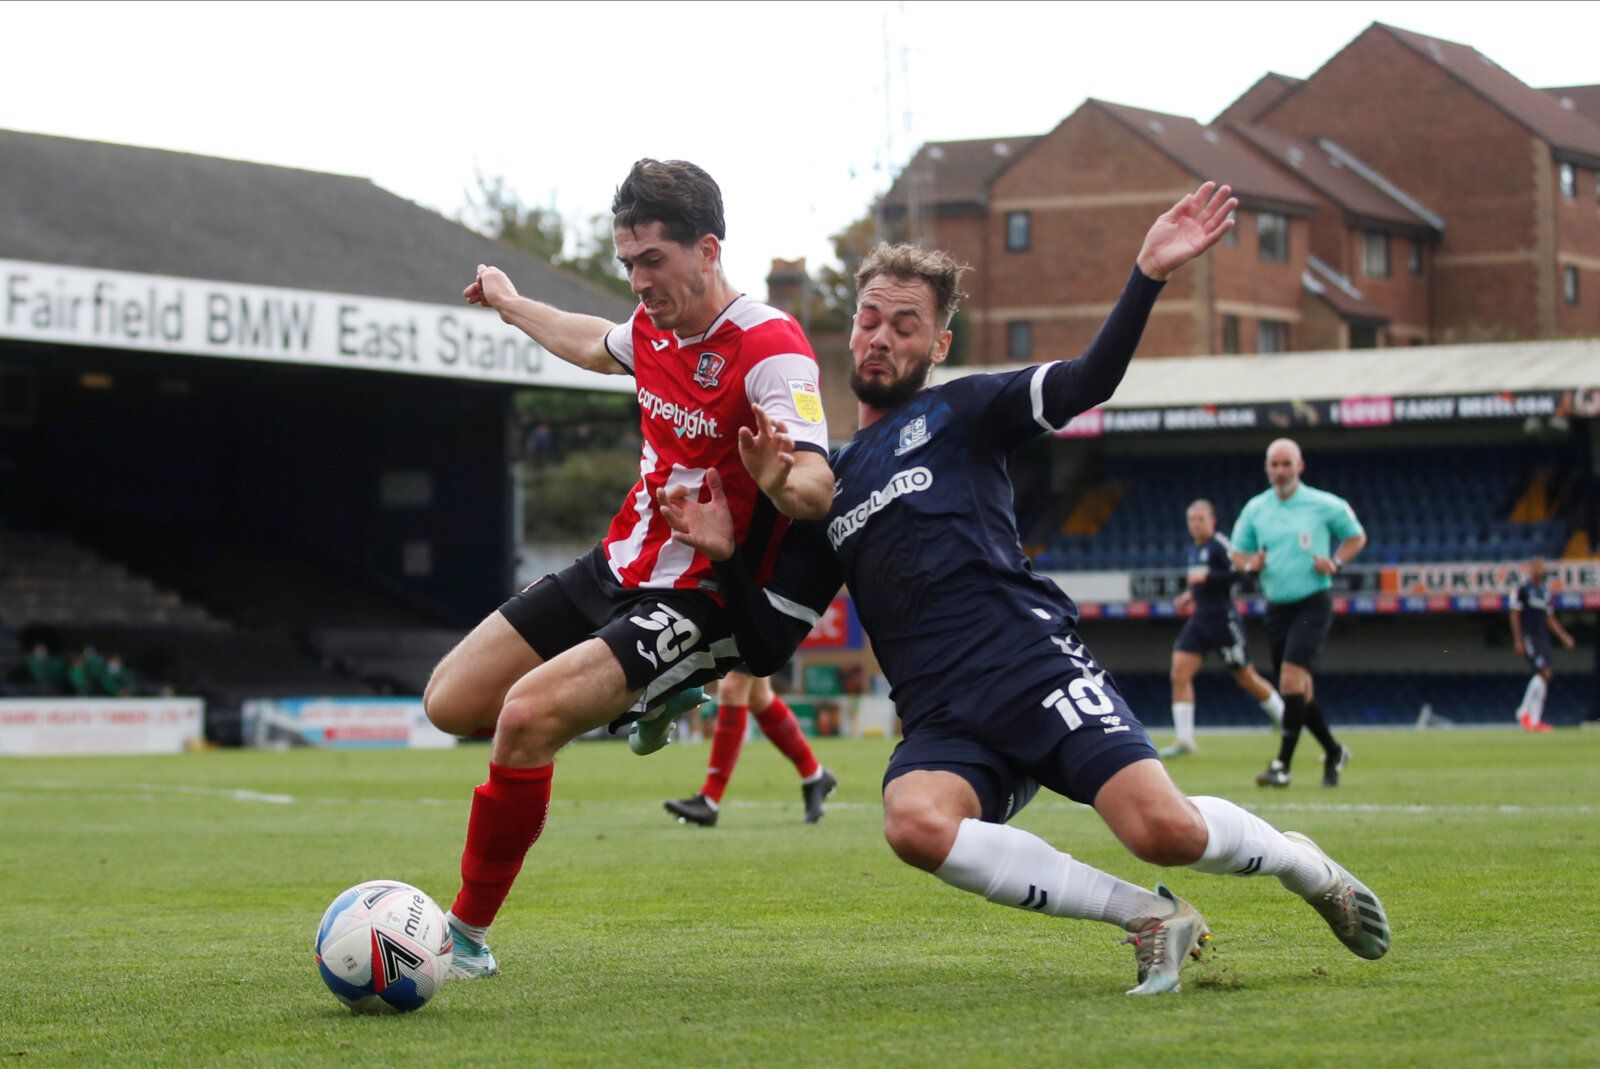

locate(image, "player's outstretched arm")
[[1007, 183, 1239, 437], [740, 405, 834, 520], [1135, 183, 1238, 282], [464, 264, 623, 375], [1509, 606, 1525, 657]]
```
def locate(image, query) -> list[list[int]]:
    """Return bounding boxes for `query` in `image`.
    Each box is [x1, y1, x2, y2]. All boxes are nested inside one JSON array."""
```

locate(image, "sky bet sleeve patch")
[[788, 378, 824, 424]]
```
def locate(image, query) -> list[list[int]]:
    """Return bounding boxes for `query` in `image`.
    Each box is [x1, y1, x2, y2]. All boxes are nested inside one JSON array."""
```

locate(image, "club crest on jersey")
[[894, 415, 931, 456], [693, 352, 726, 389]]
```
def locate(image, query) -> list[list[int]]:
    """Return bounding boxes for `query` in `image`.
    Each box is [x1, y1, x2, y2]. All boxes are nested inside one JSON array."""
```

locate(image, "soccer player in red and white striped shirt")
[[663, 669, 837, 827], [422, 159, 833, 979]]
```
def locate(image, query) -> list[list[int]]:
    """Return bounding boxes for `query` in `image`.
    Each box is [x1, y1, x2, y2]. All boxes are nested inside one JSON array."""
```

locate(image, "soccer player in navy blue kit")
[[1163, 499, 1284, 758], [659, 184, 1390, 995], [1510, 556, 1575, 731]]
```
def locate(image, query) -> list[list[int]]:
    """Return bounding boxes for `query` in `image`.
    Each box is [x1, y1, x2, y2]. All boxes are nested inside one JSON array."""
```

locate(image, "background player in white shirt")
[[422, 159, 833, 979]]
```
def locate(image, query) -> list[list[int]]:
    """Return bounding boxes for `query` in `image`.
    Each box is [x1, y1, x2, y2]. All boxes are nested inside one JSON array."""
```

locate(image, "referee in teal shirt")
[[1231, 438, 1367, 788]]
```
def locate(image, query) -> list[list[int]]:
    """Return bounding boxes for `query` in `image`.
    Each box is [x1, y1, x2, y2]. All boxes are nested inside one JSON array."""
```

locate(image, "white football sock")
[[1260, 690, 1285, 727], [1524, 675, 1548, 723], [444, 911, 489, 946], [1171, 701, 1196, 747], [1518, 675, 1540, 719], [1187, 796, 1333, 897], [934, 818, 1169, 928]]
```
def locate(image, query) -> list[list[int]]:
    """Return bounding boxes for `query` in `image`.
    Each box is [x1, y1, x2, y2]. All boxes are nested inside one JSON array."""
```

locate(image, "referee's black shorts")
[[1263, 590, 1334, 675]]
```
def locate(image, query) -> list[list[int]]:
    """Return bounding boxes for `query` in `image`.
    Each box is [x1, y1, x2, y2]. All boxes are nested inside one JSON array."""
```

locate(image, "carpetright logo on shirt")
[[827, 467, 933, 548], [637, 387, 721, 439]]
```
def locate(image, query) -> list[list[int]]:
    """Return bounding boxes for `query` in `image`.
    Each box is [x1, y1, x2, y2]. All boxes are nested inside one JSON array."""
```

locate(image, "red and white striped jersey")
[[601, 295, 829, 593]]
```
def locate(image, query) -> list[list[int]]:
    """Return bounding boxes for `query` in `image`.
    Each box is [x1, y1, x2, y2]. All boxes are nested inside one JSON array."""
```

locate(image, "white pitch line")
[[5, 780, 1594, 816], [1245, 801, 1597, 815]]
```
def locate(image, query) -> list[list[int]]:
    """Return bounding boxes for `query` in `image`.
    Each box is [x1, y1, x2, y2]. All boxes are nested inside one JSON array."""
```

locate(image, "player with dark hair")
[[1510, 556, 1575, 731], [663, 669, 838, 826], [1162, 498, 1284, 758], [424, 158, 834, 979], [1231, 439, 1365, 788], [659, 184, 1390, 996]]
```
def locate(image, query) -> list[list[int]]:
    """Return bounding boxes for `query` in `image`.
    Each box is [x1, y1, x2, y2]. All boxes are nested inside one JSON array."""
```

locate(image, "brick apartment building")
[[875, 22, 1600, 363]]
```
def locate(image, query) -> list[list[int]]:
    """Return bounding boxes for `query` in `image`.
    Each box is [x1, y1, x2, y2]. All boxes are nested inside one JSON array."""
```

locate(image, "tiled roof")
[[1213, 72, 1304, 126], [1092, 101, 1317, 211], [880, 135, 1042, 211], [1378, 24, 1600, 165], [0, 129, 633, 317], [1229, 124, 1439, 232], [1303, 257, 1389, 324], [1544, 85, 1600, 132]]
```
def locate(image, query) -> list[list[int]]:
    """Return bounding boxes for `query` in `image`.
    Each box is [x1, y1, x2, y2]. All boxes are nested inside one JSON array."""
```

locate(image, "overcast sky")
[[4, 1, 1597, 299]]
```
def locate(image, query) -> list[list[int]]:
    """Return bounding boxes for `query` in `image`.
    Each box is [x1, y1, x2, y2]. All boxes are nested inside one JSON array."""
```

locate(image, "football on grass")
[[314, 880, 451, 1014]]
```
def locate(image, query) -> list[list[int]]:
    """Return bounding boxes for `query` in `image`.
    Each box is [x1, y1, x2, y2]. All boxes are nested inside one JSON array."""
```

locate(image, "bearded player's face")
[[849, 276, 950, 411], [614, 220, 712, 333]]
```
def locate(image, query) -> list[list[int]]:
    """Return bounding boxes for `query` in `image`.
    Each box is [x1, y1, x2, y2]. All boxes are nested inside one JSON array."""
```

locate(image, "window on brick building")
[[1258, 212, 1288, 263], [1222, 211, 1238, 246], [1564, 265, 1580, 305], [1349, 323, 1379, 349], [1005, 211, 1031, 252], [1362, 231, 1390, 278], [1007, 320, 1033, 361], [1559, 162, 1576, 200], [1221, 314, 1240, 354], [1408, 238, 1424, 275], [1258, 319, 1289, 353]]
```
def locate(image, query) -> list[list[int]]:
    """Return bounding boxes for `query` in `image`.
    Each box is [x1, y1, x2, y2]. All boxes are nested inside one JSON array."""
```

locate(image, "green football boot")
[[629, 687, 706, 756]]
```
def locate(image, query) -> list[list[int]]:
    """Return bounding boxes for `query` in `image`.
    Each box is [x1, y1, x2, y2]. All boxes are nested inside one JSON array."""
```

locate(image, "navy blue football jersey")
[[736, 267, 1166, 722], [1187, 534, 1238, 616], [1511, 581, 1552, 644]]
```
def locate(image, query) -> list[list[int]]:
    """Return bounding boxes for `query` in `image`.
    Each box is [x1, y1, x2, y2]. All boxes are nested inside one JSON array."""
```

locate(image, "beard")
[[850, 350, 936, 410]]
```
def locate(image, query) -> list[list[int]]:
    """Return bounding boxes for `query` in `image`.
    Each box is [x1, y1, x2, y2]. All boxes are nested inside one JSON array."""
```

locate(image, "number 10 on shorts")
[[1042, 679, 1130, 734]]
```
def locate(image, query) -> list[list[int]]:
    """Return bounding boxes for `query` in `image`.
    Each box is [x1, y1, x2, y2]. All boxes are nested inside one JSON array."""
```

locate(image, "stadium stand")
[[0, 523, 221, 630], [307, 627, 460, 696], [1111, 669, 1591, 728], [0, 519, 449, 741], [1038, 443, 1581, 571]]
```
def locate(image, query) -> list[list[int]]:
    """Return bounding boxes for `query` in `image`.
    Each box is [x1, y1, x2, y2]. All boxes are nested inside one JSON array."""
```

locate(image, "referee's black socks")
[[1304, 699, 1340, 757], [1277, 693, 1308, 768]]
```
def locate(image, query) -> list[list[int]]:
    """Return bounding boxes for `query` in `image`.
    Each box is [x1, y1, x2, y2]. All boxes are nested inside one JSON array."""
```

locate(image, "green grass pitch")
[[4, 728, 1598, 1067]]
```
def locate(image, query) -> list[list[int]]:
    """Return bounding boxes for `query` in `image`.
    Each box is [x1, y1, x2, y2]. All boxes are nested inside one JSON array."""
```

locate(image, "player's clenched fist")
[[464, 264, 519, 309]]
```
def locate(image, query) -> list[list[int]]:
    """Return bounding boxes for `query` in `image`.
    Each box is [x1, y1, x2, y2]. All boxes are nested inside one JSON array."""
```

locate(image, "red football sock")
[[755, 696, 820, 780], [700, 704, 748, 804], [450, 761, 553, 928]]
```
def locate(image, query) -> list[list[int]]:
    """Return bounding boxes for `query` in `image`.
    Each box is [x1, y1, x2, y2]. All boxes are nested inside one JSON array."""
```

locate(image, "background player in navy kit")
[[1163, 499, 1284, 758], [660, 184, 1391, 996], [1510, 556, 1575, 731], [422, 159, 835, 979]]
